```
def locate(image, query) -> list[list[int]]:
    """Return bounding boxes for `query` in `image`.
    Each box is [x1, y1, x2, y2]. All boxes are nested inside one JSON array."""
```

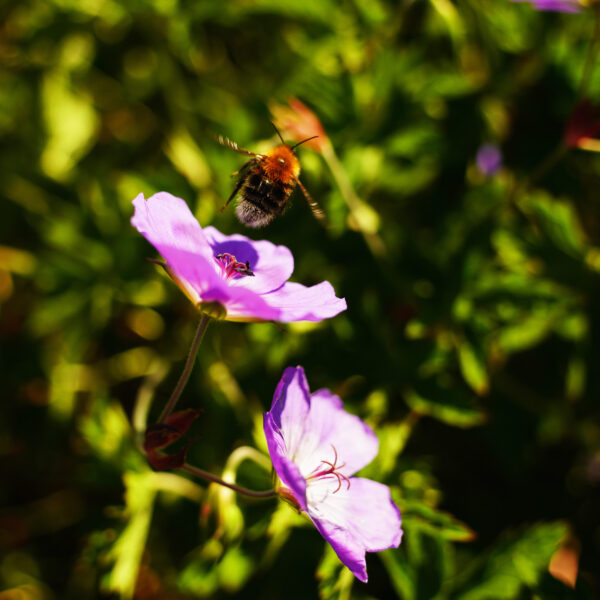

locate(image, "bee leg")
[[230, 159, 253, 178], [230, 160, 254, 178], [220, 178, 245, 213], [296, 177, 327, 225], [221, 161, 254, 212]]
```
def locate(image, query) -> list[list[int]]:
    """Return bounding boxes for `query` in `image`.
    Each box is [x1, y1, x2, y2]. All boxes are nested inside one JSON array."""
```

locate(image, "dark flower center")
[[307, 445, 351, 494], [215, 252, 255, 279]]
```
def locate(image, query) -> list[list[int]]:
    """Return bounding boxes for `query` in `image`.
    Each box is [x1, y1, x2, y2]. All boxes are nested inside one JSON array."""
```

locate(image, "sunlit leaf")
[[317, 544, 355, 600], [382, 518, 455, 600], [104, 472, 156, 600], [218, 547, 254, 592], [405, 386, 487, 428], [454, 521, 568, 600], [400, 500, 476, 543], [40, 71, 98, 181], [456, 338, 489, 396], [522, 192, 588, 258]]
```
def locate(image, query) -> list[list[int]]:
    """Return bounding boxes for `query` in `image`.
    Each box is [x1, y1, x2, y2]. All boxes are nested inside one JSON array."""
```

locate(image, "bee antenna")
[[291, 136, 319, 151], [271, 122, 286, 145]]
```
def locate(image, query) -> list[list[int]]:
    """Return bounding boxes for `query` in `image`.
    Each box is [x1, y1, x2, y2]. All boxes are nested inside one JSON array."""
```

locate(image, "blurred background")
[[1, 0, 600, 598]]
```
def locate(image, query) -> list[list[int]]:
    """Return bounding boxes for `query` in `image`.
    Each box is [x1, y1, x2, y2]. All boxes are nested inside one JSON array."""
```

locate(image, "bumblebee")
[[218, 127, 324, 227]]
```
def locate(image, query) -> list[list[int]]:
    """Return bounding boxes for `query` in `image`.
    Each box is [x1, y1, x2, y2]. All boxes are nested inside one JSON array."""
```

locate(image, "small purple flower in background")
[[476, 143, 502, 177], [263, 366, 402, 582], [511, 0, 581, 12], [132, 192, 346, 322]]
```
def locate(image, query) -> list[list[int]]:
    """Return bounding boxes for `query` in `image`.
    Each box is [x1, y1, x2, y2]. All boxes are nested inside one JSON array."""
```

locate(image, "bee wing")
[[295, 177, 327, 225], [217, 135, 258, 158]]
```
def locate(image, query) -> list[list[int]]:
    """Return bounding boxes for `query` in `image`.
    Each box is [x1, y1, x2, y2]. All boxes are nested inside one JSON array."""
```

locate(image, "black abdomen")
[[236, 171, 295, 228]]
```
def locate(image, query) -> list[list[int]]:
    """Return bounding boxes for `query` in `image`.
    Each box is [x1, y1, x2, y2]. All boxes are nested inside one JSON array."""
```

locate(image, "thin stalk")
[[158, 314, 211, 423], [526, 143, 568, 189], [133, 360, 169, 451], [510, 6, 600, 204], [182, 463, 277, 499], [506, 143, 567, 209], [578, 4, 600, 100], [321, 142, 386, 257]]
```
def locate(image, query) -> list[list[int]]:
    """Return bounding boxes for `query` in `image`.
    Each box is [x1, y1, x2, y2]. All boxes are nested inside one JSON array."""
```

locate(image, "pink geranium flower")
[[131, 192, 346, 322], [263, 366, 402, 582], [511, 0, 581, 12]]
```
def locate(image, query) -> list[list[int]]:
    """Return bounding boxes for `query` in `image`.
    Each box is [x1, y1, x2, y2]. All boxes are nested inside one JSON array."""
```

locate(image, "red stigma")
[[215, 253, 255, 279], [308, 445, 351, 494]]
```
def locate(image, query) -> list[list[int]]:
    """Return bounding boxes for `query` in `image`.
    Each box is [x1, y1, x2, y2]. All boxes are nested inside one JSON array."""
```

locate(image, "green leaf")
[[454, 521, 568, 600], [522, 193, 587, 258], [317, 544, 355, 600], [494, 309, 557, 353], [218, 547, 254, 593], [362, 415, 419, 480], [457, 339, 489, 396], [380, 549, 416, 600], [405, 385, 487, 428], [382, 518, 455, 600], [103, 472, 157, 600], [40, 70, 99, 181], [401, 500, 476, 543]]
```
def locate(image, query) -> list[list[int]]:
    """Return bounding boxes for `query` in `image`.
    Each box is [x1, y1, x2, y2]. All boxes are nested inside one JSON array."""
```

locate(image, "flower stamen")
[[215, 252, 255, 279], [307, 445, 351, 494]]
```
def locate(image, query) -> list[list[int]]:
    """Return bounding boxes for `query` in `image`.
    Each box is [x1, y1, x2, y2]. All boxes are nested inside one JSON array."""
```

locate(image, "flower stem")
[[321, 142, 386, 257], [578, 4, 600, 100], [510, 7, 600, 204], [182, 463, 277, 499], [158, 314, 211, 423], [526, 142, 568, 189]]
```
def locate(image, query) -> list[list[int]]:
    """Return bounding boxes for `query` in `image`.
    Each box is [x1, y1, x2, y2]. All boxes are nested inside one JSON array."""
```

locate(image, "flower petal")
[[131, 192, 221, 303], [201, 283, 280, 322], [267, 366, 311, 458], [264, 412, 308, 512], [261, 281, 347, 322], [512, 0, 580, 11], [132, 192, 214, 261], [308, 478, 403, 582], [292, 388, 379, 478], [203, 226, 294, 294], [264, 367, 313, 508]]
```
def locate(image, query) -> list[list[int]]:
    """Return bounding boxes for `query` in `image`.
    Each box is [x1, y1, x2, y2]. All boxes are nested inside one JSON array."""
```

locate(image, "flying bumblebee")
[[218, 127, 325, 227]]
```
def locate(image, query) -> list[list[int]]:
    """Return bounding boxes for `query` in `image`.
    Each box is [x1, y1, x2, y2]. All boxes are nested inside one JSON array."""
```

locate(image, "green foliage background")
[[1, 0, 599, 598]]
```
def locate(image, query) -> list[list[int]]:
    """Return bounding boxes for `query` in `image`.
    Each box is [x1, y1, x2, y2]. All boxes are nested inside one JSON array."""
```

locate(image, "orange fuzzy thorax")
[[262, 145, 300, 185]]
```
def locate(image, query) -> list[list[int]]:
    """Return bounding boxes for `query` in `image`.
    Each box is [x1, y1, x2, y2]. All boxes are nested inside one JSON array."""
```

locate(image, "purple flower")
[[511, 0, 581, 12], [263, 367, 402, 582], [476, 143, 502, 176], [131, 192, 346, 322]]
